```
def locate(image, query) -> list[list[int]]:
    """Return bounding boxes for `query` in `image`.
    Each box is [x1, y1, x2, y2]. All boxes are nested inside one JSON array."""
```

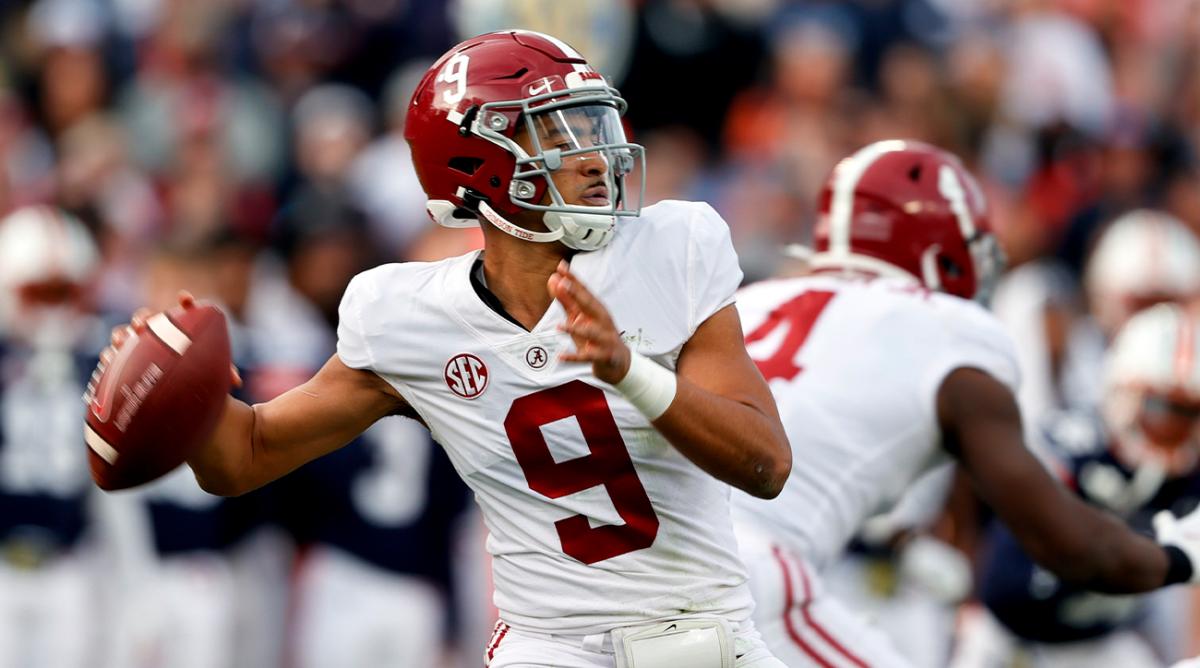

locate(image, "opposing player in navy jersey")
[[105, 30, 792, 667], [284, 420, 471, 668], [954, 303, 1200, 667], [0, 206, 108, 668], [102, 246, 294, 668]]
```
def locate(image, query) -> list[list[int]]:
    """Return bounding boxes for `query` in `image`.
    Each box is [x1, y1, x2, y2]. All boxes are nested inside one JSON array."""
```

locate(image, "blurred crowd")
[[2, 0, 1200, 666]]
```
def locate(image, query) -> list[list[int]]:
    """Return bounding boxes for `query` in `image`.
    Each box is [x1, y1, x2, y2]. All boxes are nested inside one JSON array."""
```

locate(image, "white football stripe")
[[534, 31, 582, 60], [829, 140, 907, 256], [84, 424, 119, 465], [147, 313, 192, 355], [534, 31, 590, 73]]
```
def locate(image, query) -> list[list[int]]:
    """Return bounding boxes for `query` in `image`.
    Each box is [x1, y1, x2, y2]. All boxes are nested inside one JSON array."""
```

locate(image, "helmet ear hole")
[[448, 157, 483, 175], [938, 254, 963, 278]]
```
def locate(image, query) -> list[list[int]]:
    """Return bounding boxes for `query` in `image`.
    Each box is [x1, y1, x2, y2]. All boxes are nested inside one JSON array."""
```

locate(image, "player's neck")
[[479, 237, 571, 331]]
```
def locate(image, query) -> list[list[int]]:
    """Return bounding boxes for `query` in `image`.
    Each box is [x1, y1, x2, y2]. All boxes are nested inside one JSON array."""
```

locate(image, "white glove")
[[898, 534, 973, 603], [1153, 509, 1200, 585]]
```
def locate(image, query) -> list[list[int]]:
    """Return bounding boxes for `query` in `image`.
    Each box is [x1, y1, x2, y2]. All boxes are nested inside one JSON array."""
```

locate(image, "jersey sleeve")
[[686, 203, 744, 334], [336, 272, 378, 370], [919, 298, 1022, 418]]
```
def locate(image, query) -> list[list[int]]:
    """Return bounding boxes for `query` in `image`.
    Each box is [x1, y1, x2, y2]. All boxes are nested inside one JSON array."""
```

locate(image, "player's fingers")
[[230, 364, 243, 388], [110, 324, 134, 347], [548, 273, 581, 316], [130, 307, 153, 332], [563, 318, 610, 343], [178, 290, 196, 309], [554, 261, 611, 324]]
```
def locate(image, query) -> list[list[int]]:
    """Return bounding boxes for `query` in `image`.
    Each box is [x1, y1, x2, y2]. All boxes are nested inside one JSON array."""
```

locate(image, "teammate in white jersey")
[[105, 31, 791, 668], [729, 140, 1200, 667]]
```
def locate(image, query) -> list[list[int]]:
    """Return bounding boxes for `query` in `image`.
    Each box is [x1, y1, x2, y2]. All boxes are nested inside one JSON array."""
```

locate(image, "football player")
[[954, 302, 1200, 667], [729, 140, 1200, 667], [1085, 210, 1200, 341], [105, 31, 791, 668], [0, 206, 105, 668]]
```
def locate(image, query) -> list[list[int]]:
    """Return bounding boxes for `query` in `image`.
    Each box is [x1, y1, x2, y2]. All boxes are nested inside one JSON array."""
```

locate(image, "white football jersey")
[[337, 200, 754, 635], [731, 275, 1020, 569]]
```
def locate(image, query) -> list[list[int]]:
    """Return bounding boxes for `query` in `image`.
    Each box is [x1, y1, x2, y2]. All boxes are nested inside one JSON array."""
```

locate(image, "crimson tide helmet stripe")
[[938, 164, 976, 239], [828, 140, 907, 257]]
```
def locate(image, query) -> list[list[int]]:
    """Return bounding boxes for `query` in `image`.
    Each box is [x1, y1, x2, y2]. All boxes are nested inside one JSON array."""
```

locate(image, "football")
[[84, 303, 232, 490]]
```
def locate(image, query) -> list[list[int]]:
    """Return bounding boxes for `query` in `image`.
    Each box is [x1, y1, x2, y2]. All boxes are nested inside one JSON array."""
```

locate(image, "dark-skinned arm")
[[939, 367, 1170, 593]]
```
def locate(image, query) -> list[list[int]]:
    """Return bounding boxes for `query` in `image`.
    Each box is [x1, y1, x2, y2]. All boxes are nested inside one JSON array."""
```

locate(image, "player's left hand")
[[548, 260, 630, 385]]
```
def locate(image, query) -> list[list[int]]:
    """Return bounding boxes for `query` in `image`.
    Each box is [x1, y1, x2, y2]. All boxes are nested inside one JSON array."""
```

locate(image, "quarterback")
[[108, 31, 790, 668], [730, 140, 1200, 667]]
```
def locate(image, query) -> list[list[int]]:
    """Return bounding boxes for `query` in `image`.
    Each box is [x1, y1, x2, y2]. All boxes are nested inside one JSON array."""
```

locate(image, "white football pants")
[[737, 527, 914, 668], [289, 543, 450, 668], [0, 551, 97, 668]]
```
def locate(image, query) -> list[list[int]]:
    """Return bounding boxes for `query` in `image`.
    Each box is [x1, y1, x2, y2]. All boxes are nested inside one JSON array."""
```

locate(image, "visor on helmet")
[[476, 96, 645, 220]]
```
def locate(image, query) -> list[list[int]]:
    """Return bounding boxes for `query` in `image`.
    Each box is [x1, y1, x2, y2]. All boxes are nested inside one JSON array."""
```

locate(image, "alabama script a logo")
[[445, 353, 489, 399]]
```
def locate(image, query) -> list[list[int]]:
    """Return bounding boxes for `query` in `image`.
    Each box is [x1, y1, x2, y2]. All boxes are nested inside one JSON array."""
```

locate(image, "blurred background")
[[2, 0, 1200, 666]]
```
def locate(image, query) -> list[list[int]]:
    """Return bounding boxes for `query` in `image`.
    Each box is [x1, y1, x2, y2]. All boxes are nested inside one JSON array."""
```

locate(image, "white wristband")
[[614, 351, 677, 421]]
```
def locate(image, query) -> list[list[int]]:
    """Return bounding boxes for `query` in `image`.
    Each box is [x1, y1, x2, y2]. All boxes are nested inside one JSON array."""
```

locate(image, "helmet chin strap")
[[543, 209, 615, 252], [477, 201, 618, 252], [478, 201, 564, 244]]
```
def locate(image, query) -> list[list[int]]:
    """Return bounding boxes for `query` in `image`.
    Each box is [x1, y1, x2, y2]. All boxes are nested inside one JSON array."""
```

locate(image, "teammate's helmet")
[[1084, 209, 1200, 338], [405, 30, 645, 251], [0, 205, 99, 342], [1103, 303, 1200, 477], [810, 140, 1002, 301]]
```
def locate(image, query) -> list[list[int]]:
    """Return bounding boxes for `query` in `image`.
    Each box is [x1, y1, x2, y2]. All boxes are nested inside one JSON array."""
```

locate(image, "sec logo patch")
[[445, 353, 488, 399]]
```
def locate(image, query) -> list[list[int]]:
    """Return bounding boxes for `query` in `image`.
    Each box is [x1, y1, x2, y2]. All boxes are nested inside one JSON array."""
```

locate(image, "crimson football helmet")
[[404, 30, 645, 252], [807, 140, 1003, 301]]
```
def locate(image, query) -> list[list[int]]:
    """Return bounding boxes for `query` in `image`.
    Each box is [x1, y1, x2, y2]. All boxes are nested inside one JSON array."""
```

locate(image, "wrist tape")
[[614, 351, 677, 421]]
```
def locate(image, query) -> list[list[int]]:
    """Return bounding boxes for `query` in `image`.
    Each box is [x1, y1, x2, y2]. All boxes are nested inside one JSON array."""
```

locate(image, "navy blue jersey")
[[281, 416, 470, 588], [979, 411, 1200, 643], [0, 339, 101, 553]]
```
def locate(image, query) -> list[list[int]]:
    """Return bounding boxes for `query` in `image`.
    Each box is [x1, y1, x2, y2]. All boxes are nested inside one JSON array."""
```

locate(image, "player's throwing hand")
[[104, 291, 241, 387], [549, 260, 631, 385]]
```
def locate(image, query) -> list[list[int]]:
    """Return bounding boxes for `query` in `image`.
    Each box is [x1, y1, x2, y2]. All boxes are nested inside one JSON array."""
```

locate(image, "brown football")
[[84, 303, 232, 490]]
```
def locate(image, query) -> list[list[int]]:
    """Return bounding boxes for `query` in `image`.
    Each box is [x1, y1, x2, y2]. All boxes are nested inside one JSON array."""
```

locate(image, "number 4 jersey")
[[336, 200, 754, 635], [731, 275, 1021, 569]]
